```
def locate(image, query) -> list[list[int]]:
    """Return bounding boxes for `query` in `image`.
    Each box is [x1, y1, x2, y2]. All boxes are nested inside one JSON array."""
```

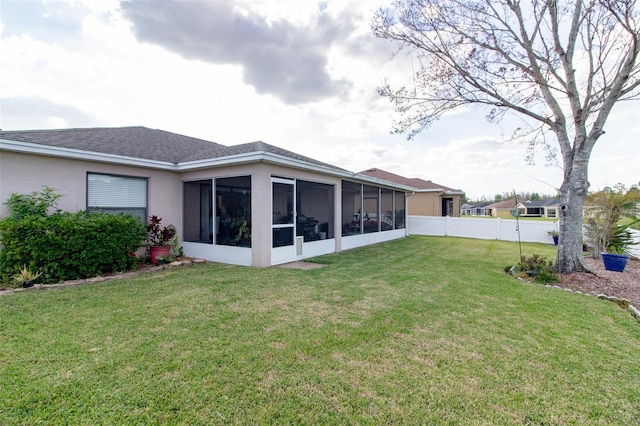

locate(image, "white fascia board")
[[0, 139, 176, 170], [181, 152, 414, 191], [179, 151, 353, 178], [179, 151, 343, 179], [176, 152, 265, 170], [413, 188, 465, 195]]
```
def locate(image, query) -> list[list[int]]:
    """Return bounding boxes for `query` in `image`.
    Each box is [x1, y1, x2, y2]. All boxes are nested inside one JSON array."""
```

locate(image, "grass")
[[1, 236, 638, 424]]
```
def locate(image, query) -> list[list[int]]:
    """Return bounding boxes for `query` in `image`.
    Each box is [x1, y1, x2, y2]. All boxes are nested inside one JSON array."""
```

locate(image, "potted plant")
[[547, 230, 559, 246], [584, 184, 639, 272], [601, 246, 630, 272], [12, 264, 43, 288], [147, 215, 176, 265], [601, 224, 636, 272]]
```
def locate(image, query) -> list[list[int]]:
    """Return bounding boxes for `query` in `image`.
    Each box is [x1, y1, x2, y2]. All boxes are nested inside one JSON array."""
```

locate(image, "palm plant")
[[584, 184, 640, 257]]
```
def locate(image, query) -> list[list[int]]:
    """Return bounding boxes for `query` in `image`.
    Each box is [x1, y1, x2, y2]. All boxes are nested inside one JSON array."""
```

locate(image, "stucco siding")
[[1, 149, 409, 268], [406, 192, 462, 217], [0, 151, 182, 236], [408, 193, 439, 216]]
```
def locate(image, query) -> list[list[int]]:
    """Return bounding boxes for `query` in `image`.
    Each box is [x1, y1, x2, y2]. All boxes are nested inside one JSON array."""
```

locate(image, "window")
[[342, 181, 362, 236], [381, 189, 393, 231], [272, 180, 294, 248], [183, 180, 213, 243], [394, 191, 405, 229], [87, 173, 147, 221], [343, 181, 406, 235], [296, 180, 335, 242], [363, 185, 379, 233], [216, 176, 251, 247]]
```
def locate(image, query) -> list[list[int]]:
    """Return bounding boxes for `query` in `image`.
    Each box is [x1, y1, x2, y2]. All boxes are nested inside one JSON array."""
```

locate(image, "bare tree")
[[372, 0, 640, 273]]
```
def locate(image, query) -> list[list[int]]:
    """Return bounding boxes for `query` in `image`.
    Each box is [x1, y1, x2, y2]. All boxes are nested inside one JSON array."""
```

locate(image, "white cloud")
[[0, 0, 638, 201]]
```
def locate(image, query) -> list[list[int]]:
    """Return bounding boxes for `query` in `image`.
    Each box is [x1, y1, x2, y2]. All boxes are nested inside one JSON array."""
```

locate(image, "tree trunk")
[[555, 155, 590, 274]]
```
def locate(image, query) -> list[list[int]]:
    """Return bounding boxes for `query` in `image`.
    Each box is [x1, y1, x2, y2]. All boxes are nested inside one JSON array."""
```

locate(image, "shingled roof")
[[358, 168, 463, 193], [0, 126, 344, 171]]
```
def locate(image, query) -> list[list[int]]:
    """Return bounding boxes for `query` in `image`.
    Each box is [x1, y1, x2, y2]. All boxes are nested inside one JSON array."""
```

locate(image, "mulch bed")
[[557, 256, 640, 309]]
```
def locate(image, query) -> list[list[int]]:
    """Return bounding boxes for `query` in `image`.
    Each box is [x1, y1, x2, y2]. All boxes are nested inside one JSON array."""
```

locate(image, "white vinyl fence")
[[408, 215, 640, 258]]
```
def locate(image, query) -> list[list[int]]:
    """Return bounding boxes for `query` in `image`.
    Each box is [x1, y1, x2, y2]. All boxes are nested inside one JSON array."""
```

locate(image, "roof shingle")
[[0, 126, 344, 171], [358, 168, 463, 193]]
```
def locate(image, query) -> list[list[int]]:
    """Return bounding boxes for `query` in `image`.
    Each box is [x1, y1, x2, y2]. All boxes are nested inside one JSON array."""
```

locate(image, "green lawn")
[[1, 236, 638, 424]]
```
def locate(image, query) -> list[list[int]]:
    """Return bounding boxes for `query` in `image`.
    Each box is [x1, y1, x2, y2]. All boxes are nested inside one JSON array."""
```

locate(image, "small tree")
[[584, 183, 640, 256], [3, 186, 61, 219]]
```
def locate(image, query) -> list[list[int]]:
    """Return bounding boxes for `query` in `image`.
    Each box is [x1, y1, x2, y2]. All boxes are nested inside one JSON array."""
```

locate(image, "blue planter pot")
[[601, 253, 630, 272]]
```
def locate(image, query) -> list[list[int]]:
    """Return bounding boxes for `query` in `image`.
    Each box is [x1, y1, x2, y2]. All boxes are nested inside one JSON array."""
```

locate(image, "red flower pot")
[[150, 246, 171, 265]]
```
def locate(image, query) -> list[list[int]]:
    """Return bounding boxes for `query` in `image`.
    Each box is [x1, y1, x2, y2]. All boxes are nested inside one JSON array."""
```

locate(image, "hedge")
[[0, 211, 146, 284]]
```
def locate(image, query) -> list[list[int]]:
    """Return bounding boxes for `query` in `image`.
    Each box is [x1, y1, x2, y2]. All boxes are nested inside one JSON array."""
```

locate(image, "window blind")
[[87, 173, 147, 208]]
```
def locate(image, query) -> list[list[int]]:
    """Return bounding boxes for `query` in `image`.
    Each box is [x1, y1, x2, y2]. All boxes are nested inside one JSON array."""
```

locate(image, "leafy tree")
[[373, 0, 640, 273]]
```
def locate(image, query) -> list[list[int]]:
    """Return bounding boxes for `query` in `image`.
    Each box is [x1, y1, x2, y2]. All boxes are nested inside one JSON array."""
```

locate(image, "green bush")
[[2, 186, 61, 219], [513, 253, 559, 284], [0, 188, 146, 284]]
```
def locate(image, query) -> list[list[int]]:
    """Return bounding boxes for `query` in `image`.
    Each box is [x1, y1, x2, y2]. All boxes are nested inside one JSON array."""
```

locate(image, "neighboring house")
[[486, 198, 520, 218], [0, 127, 412, 267], [461, 202, 492, 216], [357, 168, 464, 217], [516, 198, 562, 218]]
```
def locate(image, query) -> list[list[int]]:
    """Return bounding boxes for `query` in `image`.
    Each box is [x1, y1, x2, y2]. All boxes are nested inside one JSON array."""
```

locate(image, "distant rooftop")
[[358, 168, 464, 193]]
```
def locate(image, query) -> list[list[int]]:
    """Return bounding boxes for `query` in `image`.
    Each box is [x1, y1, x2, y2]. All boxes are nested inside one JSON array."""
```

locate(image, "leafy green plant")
[[517, 253, 553, 272], [146, 215, 176, 247], [584, 184, 640, 257], [231, 217, 251, 246], [0, 189, 146, 284], [11, 264, 43, 287], [168, 233, 183, 258], [513, 253, 558, 284], [3, 186, 61, 219], [534, 270, 559, 284]]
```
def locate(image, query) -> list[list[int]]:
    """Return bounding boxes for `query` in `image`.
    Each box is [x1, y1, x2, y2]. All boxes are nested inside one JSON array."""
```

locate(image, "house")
[[0, 127, 412, 267], [461, 202, 492, 216], [486, 198, 520, 218], [516, 198, 562, 218], [357, 168, 464, 217]]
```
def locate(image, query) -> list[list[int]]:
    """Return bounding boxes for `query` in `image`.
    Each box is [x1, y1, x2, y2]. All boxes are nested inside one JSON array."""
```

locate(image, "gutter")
[[0, 139, 177, 170]]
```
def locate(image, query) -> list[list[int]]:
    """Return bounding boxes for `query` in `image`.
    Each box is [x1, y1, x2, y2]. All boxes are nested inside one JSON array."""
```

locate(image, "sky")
[[1, 0, 638, 200]]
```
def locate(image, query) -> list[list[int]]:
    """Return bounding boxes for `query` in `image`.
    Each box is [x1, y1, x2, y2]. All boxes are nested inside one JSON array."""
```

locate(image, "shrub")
[[0, 189, 146, 284], [512, 253, 559, 284], [3, 186, 61, 219]]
